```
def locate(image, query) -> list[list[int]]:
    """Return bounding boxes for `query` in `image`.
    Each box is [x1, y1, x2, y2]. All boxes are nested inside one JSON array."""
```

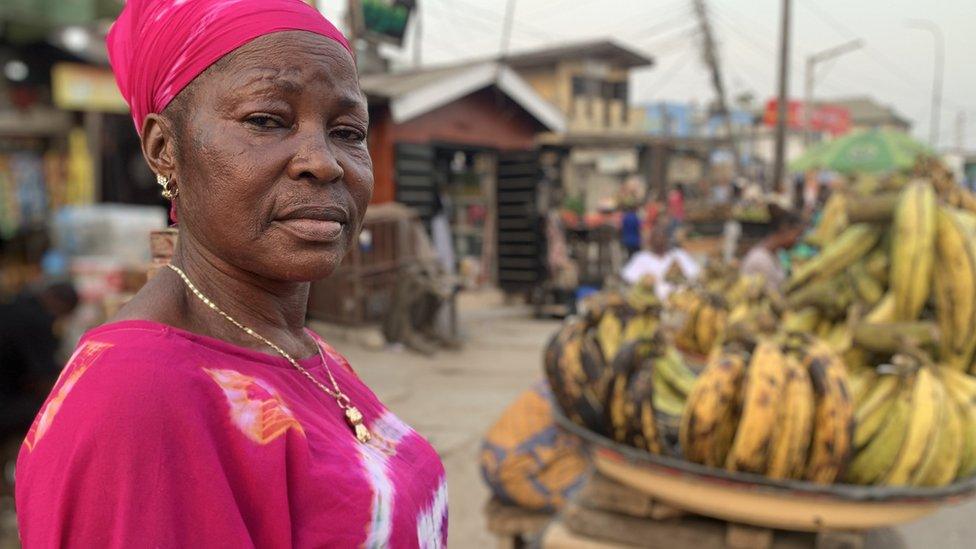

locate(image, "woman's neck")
[[168, 233, 314, 357]]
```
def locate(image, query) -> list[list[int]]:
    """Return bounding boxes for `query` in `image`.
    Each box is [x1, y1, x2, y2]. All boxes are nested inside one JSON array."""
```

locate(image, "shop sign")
[[51, 63, 128, 114], [763, 99, 851, 136]]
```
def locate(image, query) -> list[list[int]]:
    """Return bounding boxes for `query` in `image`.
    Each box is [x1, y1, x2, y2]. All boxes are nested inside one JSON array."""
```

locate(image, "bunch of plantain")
[[845, 359, 975, 487], [679, 336, 853, 483], [671, 289, 728, 356], [606, 334, 698, 455], [545, 284, 681, 438], [670, 274, 785, 356]]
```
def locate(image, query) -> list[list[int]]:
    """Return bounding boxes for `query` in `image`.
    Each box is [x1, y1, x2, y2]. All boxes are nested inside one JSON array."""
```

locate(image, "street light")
[[803, 39, 863, 144], [906, 19, 945, 148]]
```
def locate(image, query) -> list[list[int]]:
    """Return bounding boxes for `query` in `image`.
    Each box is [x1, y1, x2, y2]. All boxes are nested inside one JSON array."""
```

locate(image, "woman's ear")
[[141, 113, 177, 177]]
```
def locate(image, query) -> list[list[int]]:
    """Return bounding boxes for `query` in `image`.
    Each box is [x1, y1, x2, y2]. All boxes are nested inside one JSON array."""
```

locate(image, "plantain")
[[914, 378, 962, 487], [883, 367, 941, 486], [852, 321, 940, 354], [786, 224, 882, 292], [606, 339, 654, 443], [940, 367, 976, 479], [852, 374, 902, 450], [782, 307, 821, 334], [625, 366, 663, 454], [766, 355, 815, 479], [726, 341, 788, 474], [933, 207, 976, 370], [890, 181, 937, 321], [695, 301, 727, 355], [844, 380, 913, 485], [595, 309, 626, 364], [864, 293, 896, 324], [848, 261, 885, 306], [802, 339, 855, 484], [807, 192, 848, 247], [622, 313, 658, 342], [863, 248, 890, 286], [680, 347, 748, 467], [655, 346, 697, 398]]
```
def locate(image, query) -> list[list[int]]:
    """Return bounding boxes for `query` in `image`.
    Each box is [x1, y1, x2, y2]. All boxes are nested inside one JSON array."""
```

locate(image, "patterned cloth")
[[16, 320, 447, 548]]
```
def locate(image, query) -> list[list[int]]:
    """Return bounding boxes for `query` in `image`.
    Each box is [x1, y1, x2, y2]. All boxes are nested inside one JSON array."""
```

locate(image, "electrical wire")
[[795, 0, 968, 113]]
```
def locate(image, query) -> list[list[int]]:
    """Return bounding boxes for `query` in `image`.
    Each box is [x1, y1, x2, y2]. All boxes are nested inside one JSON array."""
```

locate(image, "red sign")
[[763, 99, 851, 136]]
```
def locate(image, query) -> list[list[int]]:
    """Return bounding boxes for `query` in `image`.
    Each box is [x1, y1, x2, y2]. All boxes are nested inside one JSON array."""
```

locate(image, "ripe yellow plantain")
[[726, 341, 788, 474]]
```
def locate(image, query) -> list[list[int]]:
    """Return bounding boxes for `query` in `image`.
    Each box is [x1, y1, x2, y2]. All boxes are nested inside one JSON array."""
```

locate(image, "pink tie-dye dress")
[[16, 320, 448, 548]]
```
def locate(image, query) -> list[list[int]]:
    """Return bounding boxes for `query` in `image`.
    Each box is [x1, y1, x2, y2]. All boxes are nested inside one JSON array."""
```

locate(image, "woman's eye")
[[246, 115, 283, 129], [332, 128, 366, 142]]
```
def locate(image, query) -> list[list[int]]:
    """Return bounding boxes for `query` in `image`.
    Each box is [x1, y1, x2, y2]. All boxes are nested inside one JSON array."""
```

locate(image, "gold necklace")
[[167, 263, 371, 443]]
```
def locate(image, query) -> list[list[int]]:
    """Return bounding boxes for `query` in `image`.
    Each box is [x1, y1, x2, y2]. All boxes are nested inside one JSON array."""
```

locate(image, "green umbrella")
[[790, 129, 933, 174]]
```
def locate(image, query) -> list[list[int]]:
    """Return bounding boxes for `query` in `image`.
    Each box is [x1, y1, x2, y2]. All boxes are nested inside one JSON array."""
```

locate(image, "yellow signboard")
[[51, 62, 128, 114]]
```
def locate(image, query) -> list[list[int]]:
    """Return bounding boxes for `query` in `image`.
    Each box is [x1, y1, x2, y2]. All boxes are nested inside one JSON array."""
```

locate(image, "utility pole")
[[692, 0, 740, 175], [771, 0, 792, 193], [499, 0, 517, 58], [907, 20, 945, 149], [803, 39, 863, 144]]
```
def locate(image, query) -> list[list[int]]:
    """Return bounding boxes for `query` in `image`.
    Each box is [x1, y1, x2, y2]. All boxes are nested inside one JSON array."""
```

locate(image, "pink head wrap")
[[107, 0, 352, 134]]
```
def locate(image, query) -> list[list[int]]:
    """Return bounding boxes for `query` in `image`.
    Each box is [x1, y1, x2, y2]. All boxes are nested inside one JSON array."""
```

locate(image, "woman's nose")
[[287, 128, 344, 183]]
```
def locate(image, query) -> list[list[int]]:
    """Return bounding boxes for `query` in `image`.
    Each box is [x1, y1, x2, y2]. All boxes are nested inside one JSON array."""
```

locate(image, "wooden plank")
[[726, 524, 774, 549], [814, 531, 865, 549], [575, 473, 657, 518], [541, 520, 636, 549], [484, 499, 552, 537], [562, 503, 728, 549]]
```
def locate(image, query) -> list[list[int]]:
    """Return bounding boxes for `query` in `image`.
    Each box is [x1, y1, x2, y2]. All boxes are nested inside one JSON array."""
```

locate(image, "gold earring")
[[157, 174, 178, 199]]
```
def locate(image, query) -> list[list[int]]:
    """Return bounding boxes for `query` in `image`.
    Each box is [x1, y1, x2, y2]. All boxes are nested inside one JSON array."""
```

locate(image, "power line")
[[439, 0, 560, 42], [644, 48, 699, 99], [626, 6, 696, 40], [795, 0, 967, 112]]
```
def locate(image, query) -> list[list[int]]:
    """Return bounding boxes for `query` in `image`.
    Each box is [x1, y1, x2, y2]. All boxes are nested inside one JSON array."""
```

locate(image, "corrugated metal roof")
[[359, 62, 486, 98]]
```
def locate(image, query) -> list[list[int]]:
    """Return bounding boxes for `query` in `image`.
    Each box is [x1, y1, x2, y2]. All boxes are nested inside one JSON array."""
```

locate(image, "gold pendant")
[[345, 406, 371, 443]]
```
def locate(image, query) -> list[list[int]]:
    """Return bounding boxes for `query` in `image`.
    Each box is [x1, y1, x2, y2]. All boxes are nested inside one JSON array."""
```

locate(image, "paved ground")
[[3, 296, 974, 547]]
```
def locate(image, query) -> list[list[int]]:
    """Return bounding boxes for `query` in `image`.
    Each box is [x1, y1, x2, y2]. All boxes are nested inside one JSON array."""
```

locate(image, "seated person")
[[741, 206, 805, 291], [621, 222, 701, 301]]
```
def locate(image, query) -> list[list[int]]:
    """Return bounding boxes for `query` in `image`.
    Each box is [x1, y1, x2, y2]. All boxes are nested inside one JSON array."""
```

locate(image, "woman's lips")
[[275, 218, 345, 242]]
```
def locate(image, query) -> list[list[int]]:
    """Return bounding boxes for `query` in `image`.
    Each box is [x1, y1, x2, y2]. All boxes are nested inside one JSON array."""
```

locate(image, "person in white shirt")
[[621, 222, 701, 301]]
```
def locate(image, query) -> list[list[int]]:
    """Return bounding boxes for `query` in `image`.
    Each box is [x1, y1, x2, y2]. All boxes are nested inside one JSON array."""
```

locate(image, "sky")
[[320, 0, 976, 151]]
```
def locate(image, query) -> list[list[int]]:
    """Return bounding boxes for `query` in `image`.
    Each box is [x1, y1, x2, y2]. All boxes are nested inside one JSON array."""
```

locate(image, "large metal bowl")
[[554, 407, 976, 532]]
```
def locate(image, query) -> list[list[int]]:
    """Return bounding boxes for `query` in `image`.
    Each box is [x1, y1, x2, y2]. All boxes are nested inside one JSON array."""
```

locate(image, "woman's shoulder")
[[63, 320, 222, 400]]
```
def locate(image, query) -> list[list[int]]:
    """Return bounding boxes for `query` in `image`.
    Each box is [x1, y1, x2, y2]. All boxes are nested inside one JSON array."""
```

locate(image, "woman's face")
[[160, 31, 372, 282]]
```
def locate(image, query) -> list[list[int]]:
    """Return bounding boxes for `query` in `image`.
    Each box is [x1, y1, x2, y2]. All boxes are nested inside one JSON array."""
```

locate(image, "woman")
[[15, 1, 447, 547], [740, 205, 805, 291]]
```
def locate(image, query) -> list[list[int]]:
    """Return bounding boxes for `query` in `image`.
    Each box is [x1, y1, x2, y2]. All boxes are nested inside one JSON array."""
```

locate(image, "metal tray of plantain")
[[553, 405, 976, 532]]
